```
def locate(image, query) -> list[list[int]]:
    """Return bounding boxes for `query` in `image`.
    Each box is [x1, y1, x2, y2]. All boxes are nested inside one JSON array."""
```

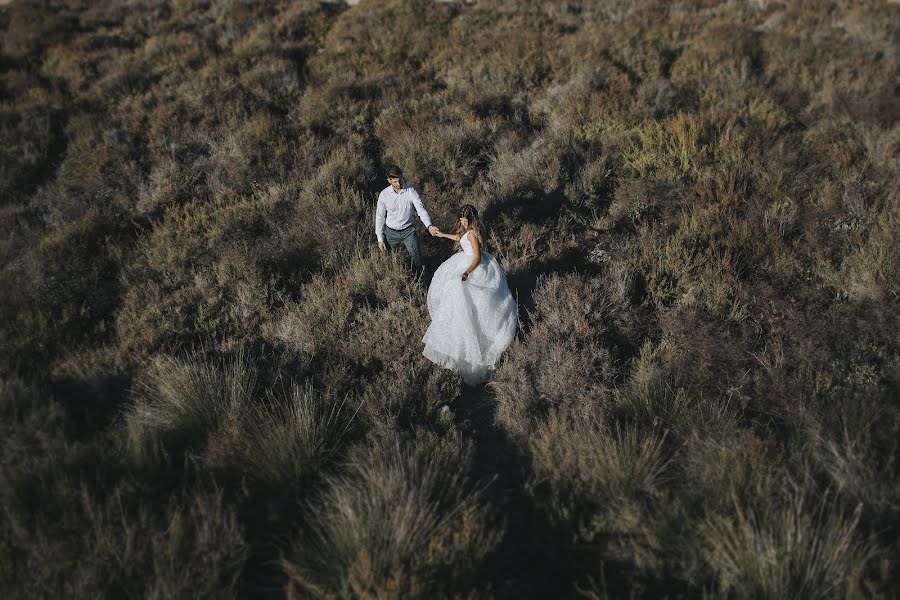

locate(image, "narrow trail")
[[450, 384, 581, 598], [451, 384, 513, 486]]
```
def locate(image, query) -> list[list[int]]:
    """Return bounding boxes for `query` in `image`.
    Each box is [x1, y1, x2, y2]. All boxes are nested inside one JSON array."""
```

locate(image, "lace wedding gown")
[[422, 232, 517, 385]]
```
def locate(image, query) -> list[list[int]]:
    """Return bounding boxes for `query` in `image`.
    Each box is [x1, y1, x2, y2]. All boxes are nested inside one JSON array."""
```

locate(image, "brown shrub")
[[493, 272, 639, 441]]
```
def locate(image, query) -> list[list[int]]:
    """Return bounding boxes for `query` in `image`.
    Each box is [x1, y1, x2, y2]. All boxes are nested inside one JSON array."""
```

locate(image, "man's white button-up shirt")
[[375, 184, 433, 243]]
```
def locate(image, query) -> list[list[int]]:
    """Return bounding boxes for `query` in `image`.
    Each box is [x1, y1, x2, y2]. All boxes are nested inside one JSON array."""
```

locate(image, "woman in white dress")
[[423, 205, 517, 385]]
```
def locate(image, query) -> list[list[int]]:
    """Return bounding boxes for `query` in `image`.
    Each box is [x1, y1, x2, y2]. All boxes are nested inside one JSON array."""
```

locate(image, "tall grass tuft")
[[283, 438, 501, 598], [524, 413, 678, 577], [1, 379, 249, 597], [702, 494, 874, 599], [81, 487, 249, 599], [240, 383, 360, 488], [529, 414, 671, 531], [125, 354, 257, 461]]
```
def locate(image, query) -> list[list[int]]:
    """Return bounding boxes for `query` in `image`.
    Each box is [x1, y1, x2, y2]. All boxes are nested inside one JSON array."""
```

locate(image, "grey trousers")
[[384, 225, 424, 274]]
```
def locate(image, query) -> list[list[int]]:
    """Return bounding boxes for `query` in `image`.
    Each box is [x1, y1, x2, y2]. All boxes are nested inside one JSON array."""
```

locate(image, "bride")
[[423, 205, 517, 385]]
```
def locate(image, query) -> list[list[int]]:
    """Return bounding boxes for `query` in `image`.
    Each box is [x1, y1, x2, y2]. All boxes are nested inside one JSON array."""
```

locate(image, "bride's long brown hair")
[[454, 204, 484, 251]]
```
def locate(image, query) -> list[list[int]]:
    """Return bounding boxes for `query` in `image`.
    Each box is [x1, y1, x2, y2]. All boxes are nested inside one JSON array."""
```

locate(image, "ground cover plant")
[[1, 0, 898, 597]]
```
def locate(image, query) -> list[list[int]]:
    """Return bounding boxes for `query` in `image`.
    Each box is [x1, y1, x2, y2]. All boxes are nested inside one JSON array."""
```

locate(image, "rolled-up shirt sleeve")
[[410, 188, 433, 228], [375, 193, 387, 242]]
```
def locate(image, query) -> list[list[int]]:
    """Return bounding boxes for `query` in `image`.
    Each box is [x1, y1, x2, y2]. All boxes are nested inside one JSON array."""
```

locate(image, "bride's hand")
[[461, 272, 469, 281]]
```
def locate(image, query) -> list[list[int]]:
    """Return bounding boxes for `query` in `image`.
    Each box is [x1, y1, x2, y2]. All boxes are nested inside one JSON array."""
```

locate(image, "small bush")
[[488, 133, 562, 205], [621, 112, 711, 180], [493, 273, 637, 440]]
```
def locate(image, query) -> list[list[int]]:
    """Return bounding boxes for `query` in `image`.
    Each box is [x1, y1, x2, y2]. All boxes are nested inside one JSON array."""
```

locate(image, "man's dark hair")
[[385, 164, 403, 179]]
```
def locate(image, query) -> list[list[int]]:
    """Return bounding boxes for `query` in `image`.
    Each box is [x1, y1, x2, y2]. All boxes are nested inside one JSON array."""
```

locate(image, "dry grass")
[[125, 353, 258, 463], [702, 493, 872, 599], [1, 0, 897, 596], [0, 378, 248, 598], [240, 382, 359, 488], [283, 433, 500, 598]]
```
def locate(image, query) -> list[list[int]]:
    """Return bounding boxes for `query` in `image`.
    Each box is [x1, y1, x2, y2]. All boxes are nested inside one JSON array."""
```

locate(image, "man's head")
[[385, 164, 403, 191]]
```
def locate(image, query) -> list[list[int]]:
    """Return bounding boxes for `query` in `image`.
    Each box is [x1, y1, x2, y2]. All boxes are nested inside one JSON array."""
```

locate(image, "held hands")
[[379, 225, 438, 252]]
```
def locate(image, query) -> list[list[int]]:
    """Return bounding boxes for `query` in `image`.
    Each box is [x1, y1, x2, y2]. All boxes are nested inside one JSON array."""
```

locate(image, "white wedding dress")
[[422, 232, 517, 385]]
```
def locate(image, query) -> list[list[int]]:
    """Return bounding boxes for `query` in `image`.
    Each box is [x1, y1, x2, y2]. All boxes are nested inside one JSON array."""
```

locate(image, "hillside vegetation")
[[1, 0, 898, 597]]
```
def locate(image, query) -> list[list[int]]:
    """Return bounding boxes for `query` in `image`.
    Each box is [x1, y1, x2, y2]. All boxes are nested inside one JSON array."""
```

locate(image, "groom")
[[375, 164, 439, 274]]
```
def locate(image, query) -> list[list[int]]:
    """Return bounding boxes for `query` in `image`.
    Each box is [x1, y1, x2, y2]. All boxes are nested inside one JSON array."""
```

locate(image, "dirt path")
[[452, 383, 515, 484], [451, 384, 581, 598]]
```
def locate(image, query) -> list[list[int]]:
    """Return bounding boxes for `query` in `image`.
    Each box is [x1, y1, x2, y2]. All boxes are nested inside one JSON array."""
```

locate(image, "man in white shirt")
[[375, 164, 439, 275]]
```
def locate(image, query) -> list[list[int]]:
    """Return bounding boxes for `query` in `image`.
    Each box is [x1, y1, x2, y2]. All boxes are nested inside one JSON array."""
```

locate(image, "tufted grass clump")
[[125, 354, 257, 462], [283, 437, 501, 598], [702, 494, 874, 600], [240, 383, 360, 488], [527, 413, 673, 574], [78, 487, 249, 600]]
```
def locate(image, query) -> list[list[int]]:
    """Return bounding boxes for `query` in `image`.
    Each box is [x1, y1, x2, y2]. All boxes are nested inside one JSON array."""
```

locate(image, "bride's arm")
[[461, 234, 481, 281], [434, 230, 460, 241]]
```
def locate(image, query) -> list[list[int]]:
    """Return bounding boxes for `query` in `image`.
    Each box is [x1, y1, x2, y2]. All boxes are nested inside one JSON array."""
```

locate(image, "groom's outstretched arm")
[[410, 188, 438, 235]]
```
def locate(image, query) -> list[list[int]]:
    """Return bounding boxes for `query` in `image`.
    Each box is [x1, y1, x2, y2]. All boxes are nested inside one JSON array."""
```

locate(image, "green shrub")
[[621, 112, 711, 180]]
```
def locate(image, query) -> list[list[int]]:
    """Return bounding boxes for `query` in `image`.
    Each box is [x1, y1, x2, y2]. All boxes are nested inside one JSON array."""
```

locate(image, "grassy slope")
[[1, 0, 898, 597]]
